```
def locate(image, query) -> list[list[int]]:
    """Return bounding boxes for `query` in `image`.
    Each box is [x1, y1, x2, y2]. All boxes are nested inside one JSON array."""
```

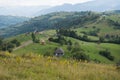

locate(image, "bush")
[[8, 48, 13, 53], [73, 51, 89, 61], [99, 50, 114, 61], [10, 39, 21, 47], [31, 33, 39, 43], [71, 42, 90, 61]]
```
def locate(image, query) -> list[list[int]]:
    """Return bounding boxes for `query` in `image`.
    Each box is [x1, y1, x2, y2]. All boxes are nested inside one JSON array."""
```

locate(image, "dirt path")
[[13, 40, 33, 51]]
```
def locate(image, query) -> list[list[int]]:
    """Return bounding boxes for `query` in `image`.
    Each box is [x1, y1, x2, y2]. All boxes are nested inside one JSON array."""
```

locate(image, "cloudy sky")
[[0, 0, 93, 6]]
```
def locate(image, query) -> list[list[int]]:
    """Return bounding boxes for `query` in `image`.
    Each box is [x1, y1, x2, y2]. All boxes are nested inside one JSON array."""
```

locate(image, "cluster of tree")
[[113, 21, 120, 29], [56, 29, 94, 42], [54, 11, 100, 28], [99, 50, 114, 61], [55, 28, 120, 44], [105, 19, 120, 29], [100, 34, 120, 44], [49, 35, 69, 45], [71, 42, 90, 61], [49, 29, 93, 45], [0, 38, 21, 52], [31, 33, 39, 43], [81, 28, 100, 36]]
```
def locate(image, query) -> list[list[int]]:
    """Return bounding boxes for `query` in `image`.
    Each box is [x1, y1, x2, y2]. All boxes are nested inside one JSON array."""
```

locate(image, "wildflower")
[[16, 56, 22, 63]]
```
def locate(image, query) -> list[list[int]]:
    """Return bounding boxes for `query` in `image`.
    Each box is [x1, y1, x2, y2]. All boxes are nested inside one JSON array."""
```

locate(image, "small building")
[[54, 48, 64, 57]]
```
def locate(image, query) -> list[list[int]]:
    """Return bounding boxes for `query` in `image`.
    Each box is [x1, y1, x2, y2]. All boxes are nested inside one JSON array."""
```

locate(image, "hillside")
[[0, 11, 120, 64], [1, 11, 120, 38], [35, 0, 120, 15], [0, 52, 120, 80], [0, 15, 29, 29], [6, 29, 119, 64]]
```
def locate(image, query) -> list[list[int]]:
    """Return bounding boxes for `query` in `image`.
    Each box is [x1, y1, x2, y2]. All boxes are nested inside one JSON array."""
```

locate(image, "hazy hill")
[[0, 11, 101, 37], [35, 0, 120, 15], [0, 15, 29, 29], [0, 6, 50, 17], [1, 11, 120, 37], [0, 0, 120, 17]]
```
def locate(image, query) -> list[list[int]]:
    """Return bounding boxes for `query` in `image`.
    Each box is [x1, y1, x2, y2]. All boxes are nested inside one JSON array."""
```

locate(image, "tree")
[[31, 33, 39, 43], [10, 39, 21, 47], [82, 35, 88, 41], [67, 40, 73, 51], [99, 49, 114, 61], [73, 51, 89, 61], [31, 33, 36, 43], [99, 37, 104, 42], [71, 42, 90, 61], [0, 37, 3, 45], [68, 40, 72, 46]]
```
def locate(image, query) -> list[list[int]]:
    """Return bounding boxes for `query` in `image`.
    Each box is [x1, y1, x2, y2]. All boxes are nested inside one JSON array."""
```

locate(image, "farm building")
[[54, 48, 64, 57]]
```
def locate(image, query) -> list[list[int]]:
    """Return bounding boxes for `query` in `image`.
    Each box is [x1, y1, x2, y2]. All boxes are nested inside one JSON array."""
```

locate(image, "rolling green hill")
[[0, 11, 120, 64], [1, 11, 120, 38], [7, 29, 119, 64]]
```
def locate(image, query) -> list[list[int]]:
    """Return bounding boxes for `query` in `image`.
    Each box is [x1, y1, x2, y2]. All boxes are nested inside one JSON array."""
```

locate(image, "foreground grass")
[[0, 52, 120, 80]]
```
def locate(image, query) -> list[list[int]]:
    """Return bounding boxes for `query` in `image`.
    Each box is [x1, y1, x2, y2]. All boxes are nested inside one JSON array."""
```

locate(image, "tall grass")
[[0, 52, 119, 80]]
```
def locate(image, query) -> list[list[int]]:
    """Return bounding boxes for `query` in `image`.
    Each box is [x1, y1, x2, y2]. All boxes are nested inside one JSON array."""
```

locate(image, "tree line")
[[0, 37, 21, 52]]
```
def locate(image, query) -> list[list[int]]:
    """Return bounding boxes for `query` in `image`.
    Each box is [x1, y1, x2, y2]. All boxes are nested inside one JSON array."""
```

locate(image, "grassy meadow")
[[0, 52, 120, 80], [10, 29, 120, 64]]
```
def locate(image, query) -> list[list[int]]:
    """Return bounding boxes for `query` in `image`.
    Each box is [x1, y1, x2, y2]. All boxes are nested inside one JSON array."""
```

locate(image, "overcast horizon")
[[0, 0, 93, 7]]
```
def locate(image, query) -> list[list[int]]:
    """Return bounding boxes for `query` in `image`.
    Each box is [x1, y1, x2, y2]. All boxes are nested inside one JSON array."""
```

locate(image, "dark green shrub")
[[10, 39, 21, 47], [31, 32, 39, 43], [99, 50, 114, 61], [73, 51, 89, 61]]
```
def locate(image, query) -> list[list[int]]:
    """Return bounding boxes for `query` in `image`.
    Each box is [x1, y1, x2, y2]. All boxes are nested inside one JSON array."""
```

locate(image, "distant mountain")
[[0, 6, 50, 17], [1, 9, 120, 38], [0, 15, 29, 29], [0, 11, 101, 37], [104, 10, 120, 15], [35, 0, 120, 16]]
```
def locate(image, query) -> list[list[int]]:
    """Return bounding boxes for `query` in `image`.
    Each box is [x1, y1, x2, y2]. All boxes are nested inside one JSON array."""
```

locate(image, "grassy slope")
[[7, 15, 120, 64], [75, 14, 120, 37], [0, 53, 120, 80], [10, 29, 120, 64]]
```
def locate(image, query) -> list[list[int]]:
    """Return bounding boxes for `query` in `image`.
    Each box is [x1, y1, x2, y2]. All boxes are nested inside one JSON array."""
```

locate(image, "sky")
[[0, 0, 93, 6]]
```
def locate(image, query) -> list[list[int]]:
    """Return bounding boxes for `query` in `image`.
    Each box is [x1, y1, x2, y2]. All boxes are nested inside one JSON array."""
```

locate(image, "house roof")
[[55, 48, 64, 54]]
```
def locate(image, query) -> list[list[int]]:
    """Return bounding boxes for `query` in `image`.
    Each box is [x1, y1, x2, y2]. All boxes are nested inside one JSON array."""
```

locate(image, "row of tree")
[[56, 29, 120, 44]]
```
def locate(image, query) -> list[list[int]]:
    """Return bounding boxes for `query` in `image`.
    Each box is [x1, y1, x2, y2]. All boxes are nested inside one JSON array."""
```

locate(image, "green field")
[[9, 28, 120, 64]]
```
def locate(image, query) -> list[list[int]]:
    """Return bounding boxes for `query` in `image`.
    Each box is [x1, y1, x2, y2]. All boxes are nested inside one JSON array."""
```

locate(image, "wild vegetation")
[[0, 37, 21, 52], [0, 52, 120, 80]]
